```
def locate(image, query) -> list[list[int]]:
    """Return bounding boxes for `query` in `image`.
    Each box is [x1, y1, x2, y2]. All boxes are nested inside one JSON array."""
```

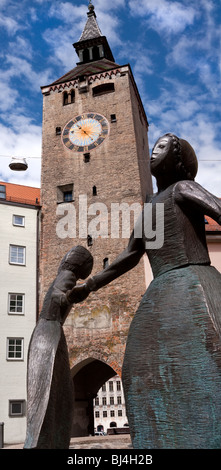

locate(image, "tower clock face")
[[62, 113, 109, 152]]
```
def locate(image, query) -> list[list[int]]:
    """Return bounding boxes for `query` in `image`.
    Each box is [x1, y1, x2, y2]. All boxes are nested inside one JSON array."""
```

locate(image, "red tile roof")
[[205, 215, 221, 232], [0, 181, 40, 206]]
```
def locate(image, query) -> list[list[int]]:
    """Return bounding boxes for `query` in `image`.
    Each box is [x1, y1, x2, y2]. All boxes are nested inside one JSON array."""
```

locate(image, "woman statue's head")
[[151, 133, 198, 182]]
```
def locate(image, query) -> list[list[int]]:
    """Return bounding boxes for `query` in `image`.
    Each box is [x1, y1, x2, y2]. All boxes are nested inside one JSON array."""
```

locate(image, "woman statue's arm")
[[175, 180, 221, 224], [67, 213, 145, 303]]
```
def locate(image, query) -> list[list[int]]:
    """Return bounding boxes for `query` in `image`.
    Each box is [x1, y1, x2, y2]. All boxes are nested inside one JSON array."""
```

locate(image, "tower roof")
[[73, 3, 115, 64], [49, 58, 120, 86], [79, 4, 103, 41]]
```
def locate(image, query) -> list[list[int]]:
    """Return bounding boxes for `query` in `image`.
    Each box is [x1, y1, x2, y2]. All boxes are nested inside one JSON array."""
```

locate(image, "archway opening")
[[110, 421, 117, 427], [71, 358, 117, 437]]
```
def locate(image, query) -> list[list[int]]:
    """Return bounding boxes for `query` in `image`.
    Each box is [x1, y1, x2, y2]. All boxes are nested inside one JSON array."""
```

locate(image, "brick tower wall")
[[40, 65, 152, 374]]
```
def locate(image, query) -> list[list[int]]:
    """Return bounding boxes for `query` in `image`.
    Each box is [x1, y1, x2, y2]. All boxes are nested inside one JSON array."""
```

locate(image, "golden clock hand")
[[80, 128, 93, 140], [71, 123, 94, 141], [76, 125, 89, 137]]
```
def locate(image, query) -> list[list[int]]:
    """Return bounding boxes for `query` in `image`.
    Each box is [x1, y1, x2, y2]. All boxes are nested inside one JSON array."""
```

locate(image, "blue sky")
[[0, 0, 220, 195]]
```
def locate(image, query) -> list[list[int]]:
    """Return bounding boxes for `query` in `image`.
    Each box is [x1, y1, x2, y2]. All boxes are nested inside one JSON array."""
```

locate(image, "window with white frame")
[[110, 396, 114, 405], [7, 338, 24, 360], [116, 380, 121, 391], [9, 245, 26, 265], [8, 293, 25, 314], [13, 215, 25, 227], [9, 400, 26, 417], [109, 381, 113, 392]]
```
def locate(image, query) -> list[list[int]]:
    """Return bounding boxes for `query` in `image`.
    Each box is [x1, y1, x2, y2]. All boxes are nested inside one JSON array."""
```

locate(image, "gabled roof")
[[0, 181, 40, 206]]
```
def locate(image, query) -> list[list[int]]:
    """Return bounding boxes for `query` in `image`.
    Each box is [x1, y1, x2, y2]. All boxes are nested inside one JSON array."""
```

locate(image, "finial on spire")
[[87, 0, 96, 18], [88, 1, 94, 10], [88, 1, 95, 16]]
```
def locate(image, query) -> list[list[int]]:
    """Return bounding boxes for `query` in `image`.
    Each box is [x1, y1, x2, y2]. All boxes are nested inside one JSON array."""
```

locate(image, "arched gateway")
[[71, 357, 117, 437]]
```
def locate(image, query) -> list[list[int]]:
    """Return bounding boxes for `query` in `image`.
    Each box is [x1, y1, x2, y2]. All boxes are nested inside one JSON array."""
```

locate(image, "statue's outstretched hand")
[[66, 283, 90, 304]]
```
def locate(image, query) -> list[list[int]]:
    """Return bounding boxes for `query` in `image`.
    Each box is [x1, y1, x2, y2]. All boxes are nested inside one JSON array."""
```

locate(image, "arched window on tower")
[[70, 89, 75, 103], [63, 91, 68, 106], [63, 89, 75, 106]]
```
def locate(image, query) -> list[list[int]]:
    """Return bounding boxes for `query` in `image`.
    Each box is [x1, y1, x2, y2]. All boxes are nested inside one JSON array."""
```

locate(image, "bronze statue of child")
[[24, 246, 93, 449]]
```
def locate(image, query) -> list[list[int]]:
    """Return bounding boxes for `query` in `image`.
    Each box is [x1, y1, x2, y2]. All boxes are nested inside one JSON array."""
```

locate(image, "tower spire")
[[73, 2, 115, 65]]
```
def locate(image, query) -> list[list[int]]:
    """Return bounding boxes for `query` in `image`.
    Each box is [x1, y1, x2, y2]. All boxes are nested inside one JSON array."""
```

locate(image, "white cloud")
[[48, 2, 86, 27], [2, 54, 53, 91], [143, 75, 221, 196], [43, 26, 78, 69], [128, 0, 197, 35], [166, 33, 220, 96], [0, 14, 21, 35], [8, 36, 33, 60], [0, 81, 19, 112], [95, 0, 126, 9], [0, 117, 41, 187]]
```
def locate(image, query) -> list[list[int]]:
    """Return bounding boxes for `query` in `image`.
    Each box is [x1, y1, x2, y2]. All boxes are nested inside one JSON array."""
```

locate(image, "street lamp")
[[9, 157, 28, 171]]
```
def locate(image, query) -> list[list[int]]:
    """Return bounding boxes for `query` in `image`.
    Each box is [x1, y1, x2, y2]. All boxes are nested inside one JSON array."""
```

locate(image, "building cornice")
[[0, 200, 41, 210]]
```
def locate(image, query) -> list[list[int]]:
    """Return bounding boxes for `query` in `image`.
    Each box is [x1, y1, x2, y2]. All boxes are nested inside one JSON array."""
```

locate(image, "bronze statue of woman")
[[72, 134, 221, 448], [24, 246, 93, 449]]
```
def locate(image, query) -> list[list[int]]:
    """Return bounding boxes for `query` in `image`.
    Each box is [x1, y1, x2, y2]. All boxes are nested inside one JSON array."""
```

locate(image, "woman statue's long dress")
[[73, 134, 221, 448]]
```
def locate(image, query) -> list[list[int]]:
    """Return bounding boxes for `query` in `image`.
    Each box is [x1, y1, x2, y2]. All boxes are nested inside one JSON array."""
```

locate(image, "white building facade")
[[0, 182, 40, 445], [93, 375, 129, 434]]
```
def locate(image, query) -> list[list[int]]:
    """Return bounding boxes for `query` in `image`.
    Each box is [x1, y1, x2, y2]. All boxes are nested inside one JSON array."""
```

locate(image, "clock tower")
[[40, 3, 152, 436]]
